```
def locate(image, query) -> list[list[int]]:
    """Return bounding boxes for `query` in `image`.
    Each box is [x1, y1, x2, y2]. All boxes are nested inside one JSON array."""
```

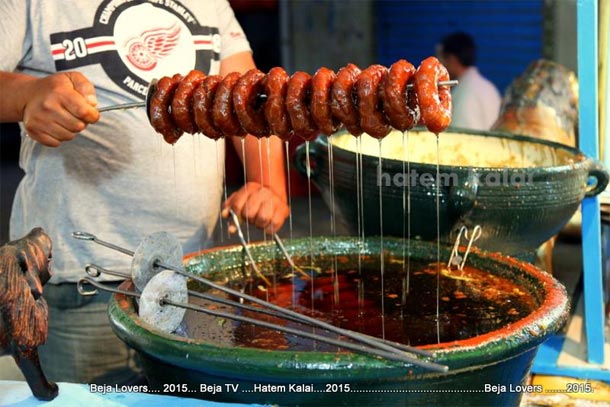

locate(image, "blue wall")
[[375, 0, 544, 94]]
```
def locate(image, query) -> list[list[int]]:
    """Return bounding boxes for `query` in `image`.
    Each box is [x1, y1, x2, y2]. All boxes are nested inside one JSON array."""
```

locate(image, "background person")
[[436, 31, 501, 131]]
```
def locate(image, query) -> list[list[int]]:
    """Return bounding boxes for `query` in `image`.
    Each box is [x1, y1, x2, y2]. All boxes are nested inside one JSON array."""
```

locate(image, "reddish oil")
[[188, 262, 537, 351]]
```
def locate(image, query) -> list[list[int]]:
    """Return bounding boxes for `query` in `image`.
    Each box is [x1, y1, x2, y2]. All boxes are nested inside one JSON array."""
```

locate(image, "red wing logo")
[[125, 23, 181, 71]]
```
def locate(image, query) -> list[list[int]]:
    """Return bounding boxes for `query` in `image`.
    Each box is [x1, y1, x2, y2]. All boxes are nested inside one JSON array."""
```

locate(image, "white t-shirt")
[[450, 66, 502, 131], [0, 0, 251, 283]]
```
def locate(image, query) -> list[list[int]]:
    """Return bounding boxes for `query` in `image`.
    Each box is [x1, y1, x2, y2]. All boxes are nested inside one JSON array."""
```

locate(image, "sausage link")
[[330, 63, 362, 136], [212, 72, 246, 137], [263, 67, 292, 140], [286, 71, 318, 141], [413, 56, 452, 134], [150, 73, 184, 144], [171, 70, 205, 134], [193, 75, 223, 140], [356, 64, 391, 139], [233, 69, 268, 137], [311, 67, 340, 135], [380, 60, 420, 131]]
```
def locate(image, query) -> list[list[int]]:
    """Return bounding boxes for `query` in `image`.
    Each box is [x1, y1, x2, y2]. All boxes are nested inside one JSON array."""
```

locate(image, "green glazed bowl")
[[294, 129, 608, 254], [108, 237, 568, 406]]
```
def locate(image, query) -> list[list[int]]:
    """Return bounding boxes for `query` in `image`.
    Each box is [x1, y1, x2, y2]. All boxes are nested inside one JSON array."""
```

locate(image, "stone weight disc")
[[139, 270, 187, 333], [131, 231, 183, 292]]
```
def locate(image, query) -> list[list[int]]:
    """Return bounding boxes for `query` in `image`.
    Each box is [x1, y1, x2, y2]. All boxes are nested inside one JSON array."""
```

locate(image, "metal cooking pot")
[[294, 129, 609, 254], [108, 237, 568, 406]]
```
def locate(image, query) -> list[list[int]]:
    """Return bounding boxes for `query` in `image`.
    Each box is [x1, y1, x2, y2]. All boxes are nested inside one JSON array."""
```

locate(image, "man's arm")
[[0, 71, 99, 146], [219, 51, 289, 234]]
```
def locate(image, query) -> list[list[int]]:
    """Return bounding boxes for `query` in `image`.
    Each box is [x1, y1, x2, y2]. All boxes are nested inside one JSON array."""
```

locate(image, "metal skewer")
[[407, 79, 457, 89], [77, 276, 444, 370], [98, 101, 146, 113], [95, 80, 458, 113], [73, 231, 447, 372], [83, 263, 431, 357]]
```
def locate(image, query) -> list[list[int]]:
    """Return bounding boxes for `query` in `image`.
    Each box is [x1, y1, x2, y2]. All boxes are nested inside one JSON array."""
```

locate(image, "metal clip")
[[448, 225, 482, 271], [78, 276, 140, 298], [228, 209, 272, 287]]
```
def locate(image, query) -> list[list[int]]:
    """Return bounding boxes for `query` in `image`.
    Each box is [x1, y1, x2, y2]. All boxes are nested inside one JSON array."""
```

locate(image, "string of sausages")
[[149, 56, 452, 145]]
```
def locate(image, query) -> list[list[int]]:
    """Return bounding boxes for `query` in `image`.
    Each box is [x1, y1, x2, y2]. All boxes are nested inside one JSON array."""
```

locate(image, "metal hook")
[[85, 264, 102, 278], [85, 263, 130, 280], [72, 231, 97, 241], [72, 231, 135, 256], [77, 278, 99, 296], [228, 209, 272, 287], [447, 226, 467, 269], [448, 225, 482, 271], [273, 233, 312, 280], [78, 277, 140, 298], [459, 225, 482, 271]]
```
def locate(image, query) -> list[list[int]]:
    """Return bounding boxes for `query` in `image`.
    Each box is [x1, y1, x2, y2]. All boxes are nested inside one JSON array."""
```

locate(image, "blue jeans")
[[39, 282, 144, 385]]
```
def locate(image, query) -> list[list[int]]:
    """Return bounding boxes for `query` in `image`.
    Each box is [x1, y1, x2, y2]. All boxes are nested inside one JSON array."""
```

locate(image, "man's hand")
[[20, 72, 100, 147], [222, 182, 290, 235]]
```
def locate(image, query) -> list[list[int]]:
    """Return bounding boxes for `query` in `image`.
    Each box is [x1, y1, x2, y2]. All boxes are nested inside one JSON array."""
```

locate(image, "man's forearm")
[[231, 134, 288, 202], [0, 71, 36, 122]]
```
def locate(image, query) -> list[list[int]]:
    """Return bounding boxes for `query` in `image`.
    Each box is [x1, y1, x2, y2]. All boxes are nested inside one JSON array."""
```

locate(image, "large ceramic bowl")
[[108, 237, 568, 406], [294, 129, 608, 254]]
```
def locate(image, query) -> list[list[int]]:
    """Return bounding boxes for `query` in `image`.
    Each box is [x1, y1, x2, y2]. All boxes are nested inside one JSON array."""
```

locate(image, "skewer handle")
[[77, 277, 140, 298], [98, 101, 146, 113]]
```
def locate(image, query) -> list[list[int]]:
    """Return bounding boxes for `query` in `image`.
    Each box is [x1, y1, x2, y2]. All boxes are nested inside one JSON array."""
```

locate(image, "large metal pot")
[[294, 129, 609, 254], [108, 237, 568, 406]]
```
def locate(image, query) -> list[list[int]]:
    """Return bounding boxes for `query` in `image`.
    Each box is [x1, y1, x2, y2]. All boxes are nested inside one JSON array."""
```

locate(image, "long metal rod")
[[74, 232, 444, 369], [87, 263, 431, 356], [85, 262, 431, 357], [96, 81, 457, 114], [159, 261, 440, 364], [78, 277, 140, 298], [78, 276, 442, 370], [98, 101, 146, 113], [72, 232, 135, 256], [162, 297, 446, 371]]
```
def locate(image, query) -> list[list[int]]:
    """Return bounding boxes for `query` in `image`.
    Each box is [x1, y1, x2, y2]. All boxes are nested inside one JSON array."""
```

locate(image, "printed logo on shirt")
[[124, 23, 181, 71], [49, 0, 221, 99]]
